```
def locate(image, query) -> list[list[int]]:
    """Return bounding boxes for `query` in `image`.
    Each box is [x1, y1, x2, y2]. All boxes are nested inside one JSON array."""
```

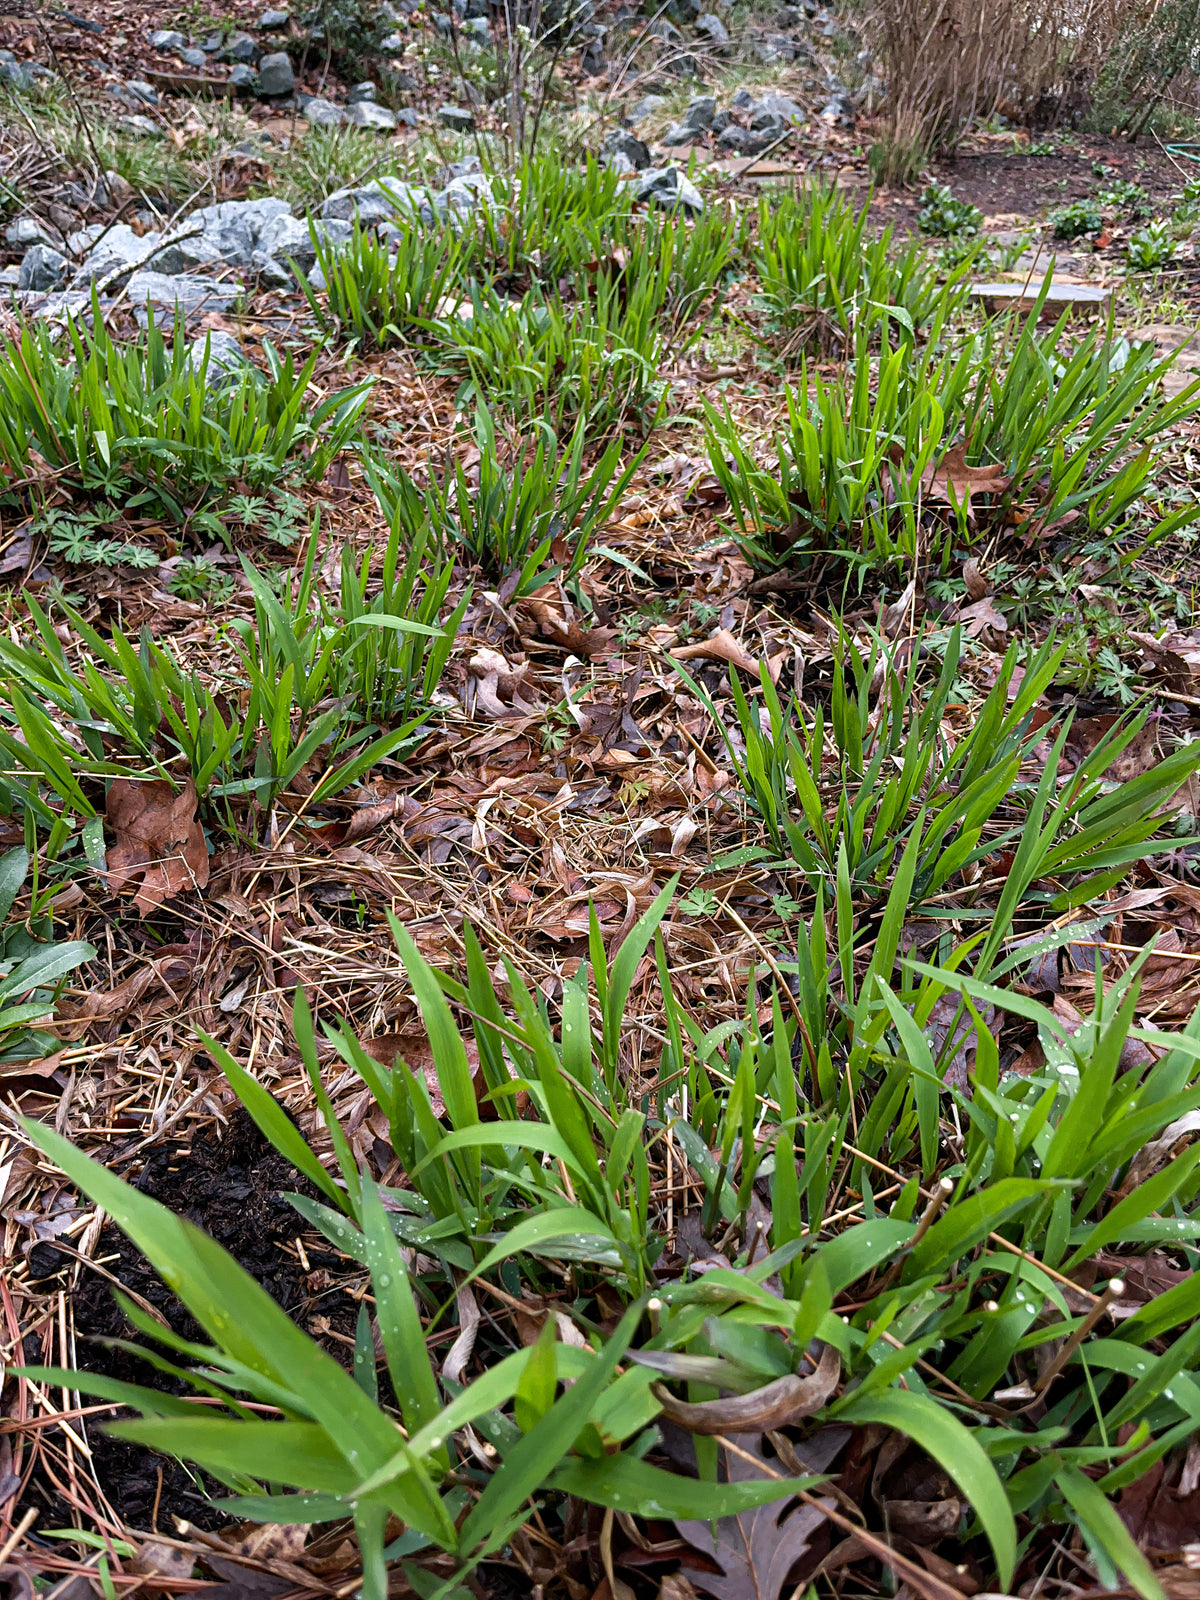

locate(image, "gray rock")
[[18, 289, 93, 319], [117, 114, 162, 136], [0, 60, 34, 88], [199, 33, 223, 50], [442, 155, 481, 180], [465, 0, 487, 14], [383, 66, 417, 88], [220, 31, 259, 60], [230, 64, 258, 91], [256, 50, 294, 94], [761, 33, 795, 58], [464, 15, 489, 38], [148, 28, 185, 48], [437, 103, 473, 130], [580, 30, 604, 73], [346, 79, 376, 102], [348, 100, 396, 129], [258, 8, 290, 24], [124, 270, 242, 314], [425, 171, 489, 223], [18, 245, 67, 292], [663, 96, 716, 145], [757, 92, 804, 123], [257, 212, 350, 275], [179, 47, 207, 65], [433, 11, 453, 33], [6, 217, 52, 248], [186, 329, 249, 384], [379, 31, 406, 50], [715, 124, 754, 153], [730, 87, 755, 108], [710, 109, 731, 132], [694, 12, 729, 45], [634, 165, 704, 213], [0, 265, 20, 287], [319, 177, 421, 223], [717, 123, 778, 155], [124, 79, 159, 103], [627, 93, 665, 124], [601, 126, 650, 170], [395, 106, 418, 127], [184, 196, 293, 268], [642, 17, 681, 40], [302, 95, 345, 125]]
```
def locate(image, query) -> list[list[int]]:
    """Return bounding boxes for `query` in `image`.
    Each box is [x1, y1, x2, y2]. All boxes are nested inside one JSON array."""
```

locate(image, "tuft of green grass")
[[0, 309, 372, 522]]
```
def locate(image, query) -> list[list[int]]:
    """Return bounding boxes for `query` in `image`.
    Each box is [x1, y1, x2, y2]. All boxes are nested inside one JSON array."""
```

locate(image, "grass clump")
[[707, 289, 1200, 580], [0, 524, 463, 831], [0, 310, 372, 522], [21, 869, 1200, 1600], [756, 184, 977, 354], [431, 278, 671, 435], [372, 405, 641, 596], [304, 221, 468, 351]]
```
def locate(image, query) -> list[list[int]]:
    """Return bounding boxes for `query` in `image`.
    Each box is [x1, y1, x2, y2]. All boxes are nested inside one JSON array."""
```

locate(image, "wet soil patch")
[[24, 1109, 365, 1535]]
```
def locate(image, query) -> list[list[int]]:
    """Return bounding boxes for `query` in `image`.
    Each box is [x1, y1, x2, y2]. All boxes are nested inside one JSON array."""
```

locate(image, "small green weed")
[[1126, 219, 1176, 271], [165, 556, 237, 605], [37, 507, 159, 571], [916, 182, 983, 239], [1097, 179, 1153, 217], [1048, 199, 1101, 239]]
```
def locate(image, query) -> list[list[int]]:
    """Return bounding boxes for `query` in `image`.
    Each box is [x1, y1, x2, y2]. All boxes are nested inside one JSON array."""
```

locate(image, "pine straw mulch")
[[5, 299, 1200, 1596]]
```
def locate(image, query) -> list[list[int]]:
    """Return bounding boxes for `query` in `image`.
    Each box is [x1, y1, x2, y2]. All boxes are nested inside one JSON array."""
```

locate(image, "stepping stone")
[[969, 280, 1113, 318], [1127, 323, 1200, 353]]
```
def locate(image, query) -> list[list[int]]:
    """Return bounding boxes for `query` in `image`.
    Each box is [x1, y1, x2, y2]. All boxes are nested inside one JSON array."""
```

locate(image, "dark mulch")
[[23, 1109, 365, 1534]]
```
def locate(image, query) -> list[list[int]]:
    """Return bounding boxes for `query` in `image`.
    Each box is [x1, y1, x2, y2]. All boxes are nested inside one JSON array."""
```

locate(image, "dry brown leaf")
[[963, 559, 988, 601], [672, 628, 759, 675], [958, 597, 1008, 642], [467, 648, 540, 719], [105, 777, 209, 916], [923, 446, 1011, 511], [520, 586, 616, 658]]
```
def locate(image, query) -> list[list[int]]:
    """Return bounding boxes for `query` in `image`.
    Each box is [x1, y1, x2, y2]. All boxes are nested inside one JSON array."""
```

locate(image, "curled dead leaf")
[[651, 1341, 840, 1435], [672, 628, 759, 676]]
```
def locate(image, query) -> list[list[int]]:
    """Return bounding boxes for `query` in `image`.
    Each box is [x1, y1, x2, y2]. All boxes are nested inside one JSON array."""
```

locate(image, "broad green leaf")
[[457, 1300, 642, 1557], [837, 1387, 1015, 1588], [1057, 1463, 1164, 1600], [550, 1455, 823, 1519], [199, 1029, 346, 1211], [462, 1207, 620, 1290], [907, 1179, 1048, 1278], [107, 1418, 359, 1493]]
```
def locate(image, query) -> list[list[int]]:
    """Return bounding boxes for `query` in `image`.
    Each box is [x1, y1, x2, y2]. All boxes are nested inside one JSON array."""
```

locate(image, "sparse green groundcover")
[[5, 16, 1200, 1600]]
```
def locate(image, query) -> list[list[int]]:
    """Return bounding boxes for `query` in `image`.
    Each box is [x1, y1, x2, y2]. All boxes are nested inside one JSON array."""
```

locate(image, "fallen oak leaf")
[[106, 777, 209, 917], [676, 1428, 848, 1600], [922, 446, 1011, 513]]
